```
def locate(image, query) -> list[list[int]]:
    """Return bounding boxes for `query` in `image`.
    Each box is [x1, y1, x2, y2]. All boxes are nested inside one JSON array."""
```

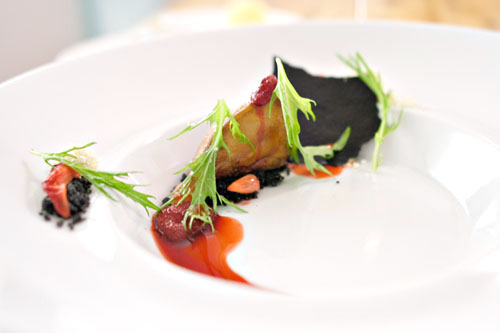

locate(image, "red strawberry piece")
[[153, 201, 214, 242], [251, 75, 278, 106], [42, 164, 80, 218]]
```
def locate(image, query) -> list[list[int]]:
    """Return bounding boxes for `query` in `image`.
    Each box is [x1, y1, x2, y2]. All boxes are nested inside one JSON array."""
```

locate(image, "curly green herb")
[[31, 142, 159, 214], [271, 57, 338, 175], [302, 126, 351, 160], [164, 99, 253, 230], [338, 53, 402, 171]]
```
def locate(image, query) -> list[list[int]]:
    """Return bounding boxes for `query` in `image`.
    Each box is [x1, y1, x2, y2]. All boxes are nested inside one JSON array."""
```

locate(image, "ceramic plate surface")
[[2, 22, 500, 332]]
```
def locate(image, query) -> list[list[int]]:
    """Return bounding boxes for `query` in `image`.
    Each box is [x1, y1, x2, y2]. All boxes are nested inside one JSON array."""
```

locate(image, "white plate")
[[2, 22, 500, 332]]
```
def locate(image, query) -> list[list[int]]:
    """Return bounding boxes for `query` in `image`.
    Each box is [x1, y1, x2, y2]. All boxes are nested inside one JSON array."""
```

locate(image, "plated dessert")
[[33, 53, 401, 285]]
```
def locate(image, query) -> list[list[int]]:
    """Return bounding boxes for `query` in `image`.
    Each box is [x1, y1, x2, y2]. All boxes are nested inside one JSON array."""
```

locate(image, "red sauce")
[[289, 163, 344, 178], [152, 215, 250, 285]]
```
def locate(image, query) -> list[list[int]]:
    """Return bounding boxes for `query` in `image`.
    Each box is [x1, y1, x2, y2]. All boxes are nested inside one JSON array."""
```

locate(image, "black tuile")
[[273, 58, 381, 166]]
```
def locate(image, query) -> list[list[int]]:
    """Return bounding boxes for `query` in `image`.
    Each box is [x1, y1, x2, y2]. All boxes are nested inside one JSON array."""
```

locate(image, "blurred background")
[[1, 0, 499, 83]]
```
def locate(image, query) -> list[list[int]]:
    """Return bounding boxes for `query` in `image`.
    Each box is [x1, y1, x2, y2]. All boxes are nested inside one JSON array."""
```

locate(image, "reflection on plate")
[[2, 22, 500, 332]]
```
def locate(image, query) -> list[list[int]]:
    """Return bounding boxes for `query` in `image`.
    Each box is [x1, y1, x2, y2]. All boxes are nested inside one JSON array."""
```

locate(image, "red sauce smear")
[[152, 216, 250, 285], [289, 163, 345, 178]]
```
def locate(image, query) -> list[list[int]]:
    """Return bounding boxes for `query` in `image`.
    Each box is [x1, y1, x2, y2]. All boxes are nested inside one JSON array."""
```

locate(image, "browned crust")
[[193, 100, 288, 178]]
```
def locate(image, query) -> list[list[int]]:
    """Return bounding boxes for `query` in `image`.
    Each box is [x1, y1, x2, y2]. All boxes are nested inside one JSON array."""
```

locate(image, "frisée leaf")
[[338, 53, 402, 171], [31, 142, 159, 215], [272, 57, 347, 175]]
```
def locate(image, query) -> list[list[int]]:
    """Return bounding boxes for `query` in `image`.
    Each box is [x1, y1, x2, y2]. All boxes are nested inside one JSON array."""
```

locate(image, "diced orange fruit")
[[227, 174, 260, 194]]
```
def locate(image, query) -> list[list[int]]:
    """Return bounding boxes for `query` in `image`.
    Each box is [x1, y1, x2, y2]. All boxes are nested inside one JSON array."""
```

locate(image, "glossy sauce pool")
[[152, 216, 250, 284]]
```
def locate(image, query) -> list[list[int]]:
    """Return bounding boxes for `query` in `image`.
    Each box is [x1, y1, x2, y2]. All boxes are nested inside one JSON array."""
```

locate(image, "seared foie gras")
[[195, 99, 288, 178], [195, 74, 288, 178]]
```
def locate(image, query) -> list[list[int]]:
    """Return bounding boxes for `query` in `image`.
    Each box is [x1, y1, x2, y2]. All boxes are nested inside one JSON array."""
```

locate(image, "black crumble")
[[40, 177, 92, 229], [161, 165, 289, 206], [213, 165, 288, 204]]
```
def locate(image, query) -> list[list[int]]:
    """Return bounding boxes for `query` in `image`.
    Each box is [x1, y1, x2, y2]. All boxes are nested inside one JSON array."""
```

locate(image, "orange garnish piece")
[[289, 163, 344, 179], [227, 174, 260, 194]]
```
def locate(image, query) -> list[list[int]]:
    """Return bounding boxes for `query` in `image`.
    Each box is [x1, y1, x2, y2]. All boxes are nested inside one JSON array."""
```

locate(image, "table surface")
[[172, 0, 500, 30], [58, 0, 499, 62]]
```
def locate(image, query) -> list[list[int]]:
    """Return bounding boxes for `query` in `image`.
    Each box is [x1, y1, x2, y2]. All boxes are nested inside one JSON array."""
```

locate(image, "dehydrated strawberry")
[[251, 75, 277, 106], [42, 164, 80, 218]]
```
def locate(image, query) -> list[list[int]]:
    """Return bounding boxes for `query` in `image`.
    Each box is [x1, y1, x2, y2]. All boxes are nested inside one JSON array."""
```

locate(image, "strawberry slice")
[[250, 75, 277, 106], [227, 174, 260, 194], [42, 164, 80, 218]]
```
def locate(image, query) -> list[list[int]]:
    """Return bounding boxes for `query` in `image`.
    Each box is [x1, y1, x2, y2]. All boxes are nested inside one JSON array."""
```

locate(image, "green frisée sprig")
[[271, 57, 339, 175], [31, 142, 159, 214], [302, 126, 351, 160], [163, 99, 253, 230], [338, 53, 402, 171]]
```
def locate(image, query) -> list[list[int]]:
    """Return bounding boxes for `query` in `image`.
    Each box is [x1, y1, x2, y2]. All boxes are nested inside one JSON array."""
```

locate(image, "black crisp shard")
[[273, 58, 380, 166]]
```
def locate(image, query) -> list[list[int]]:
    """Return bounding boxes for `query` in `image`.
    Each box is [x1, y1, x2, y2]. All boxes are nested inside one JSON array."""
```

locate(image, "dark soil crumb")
[[161, 196, 171, 205], [214, 166, 288, 204], [162, 165, 289, 206], [40, 177, 92, 229], [161, 173, 190, 205], [274, 58, 380, 166], [211, 165, 289, 204]]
